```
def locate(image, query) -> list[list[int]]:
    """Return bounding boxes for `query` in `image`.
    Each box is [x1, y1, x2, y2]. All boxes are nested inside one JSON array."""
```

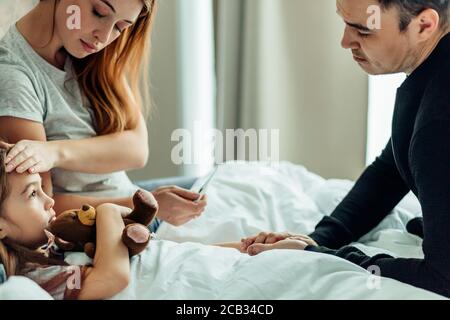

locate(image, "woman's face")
[[54, 0, 145, 58], [0, 172, 56, 249]]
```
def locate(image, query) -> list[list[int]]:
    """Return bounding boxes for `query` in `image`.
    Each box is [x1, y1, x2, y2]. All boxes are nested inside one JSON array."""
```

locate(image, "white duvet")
[[1, 162, 446, 300], [112, 162, 444, 300]]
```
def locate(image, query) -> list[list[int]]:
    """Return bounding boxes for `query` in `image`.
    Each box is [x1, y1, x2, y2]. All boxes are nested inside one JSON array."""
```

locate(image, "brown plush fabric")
[[48, 190, 158, 259]]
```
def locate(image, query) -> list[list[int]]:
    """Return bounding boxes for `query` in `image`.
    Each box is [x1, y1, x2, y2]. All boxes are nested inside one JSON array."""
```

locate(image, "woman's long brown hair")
[[71, 0, 157, 135]]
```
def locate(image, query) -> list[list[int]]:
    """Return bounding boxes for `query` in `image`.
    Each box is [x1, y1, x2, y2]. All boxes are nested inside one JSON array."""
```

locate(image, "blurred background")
[[0, 0, 405, 182]]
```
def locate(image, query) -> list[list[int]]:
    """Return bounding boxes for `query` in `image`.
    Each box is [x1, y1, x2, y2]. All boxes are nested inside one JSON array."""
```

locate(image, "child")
[[0, 146, 245, 300], [0, 146, 141, 299]]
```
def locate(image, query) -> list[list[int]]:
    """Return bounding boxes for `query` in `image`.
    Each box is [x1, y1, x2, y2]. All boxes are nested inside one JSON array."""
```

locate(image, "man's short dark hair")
[[378, 0, 450, 31]]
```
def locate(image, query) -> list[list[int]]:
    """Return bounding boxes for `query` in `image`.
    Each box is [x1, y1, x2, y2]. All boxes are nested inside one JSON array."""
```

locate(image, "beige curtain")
[[216, 0, 369, 180]]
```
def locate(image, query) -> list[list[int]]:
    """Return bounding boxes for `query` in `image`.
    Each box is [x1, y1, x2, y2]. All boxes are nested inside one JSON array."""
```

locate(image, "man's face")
[[337, 0, 417, 75]]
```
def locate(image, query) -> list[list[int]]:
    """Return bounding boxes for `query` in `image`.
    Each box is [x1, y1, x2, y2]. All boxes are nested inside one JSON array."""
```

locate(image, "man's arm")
[[309, 140, 410, 248], [306, 121, 450, 298]]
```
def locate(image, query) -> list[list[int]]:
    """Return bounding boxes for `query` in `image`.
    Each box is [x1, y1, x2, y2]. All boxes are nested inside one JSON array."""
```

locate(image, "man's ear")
[[412, 8, 440, 39]]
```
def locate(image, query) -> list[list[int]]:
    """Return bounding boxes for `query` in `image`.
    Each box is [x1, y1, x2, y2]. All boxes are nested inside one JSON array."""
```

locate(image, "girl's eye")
[[29, 190, 37, 198], [358, 32, 371, 38]]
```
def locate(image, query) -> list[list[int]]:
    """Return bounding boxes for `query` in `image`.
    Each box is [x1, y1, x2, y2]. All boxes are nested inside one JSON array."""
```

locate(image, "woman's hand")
[[0, 140, 60, 174], [240, 231, 318, 256], [152, 186, 207, 226]]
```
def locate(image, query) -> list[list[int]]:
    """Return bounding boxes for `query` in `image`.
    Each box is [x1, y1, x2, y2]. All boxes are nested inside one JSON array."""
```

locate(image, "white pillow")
[[0, 276, 53, 300]]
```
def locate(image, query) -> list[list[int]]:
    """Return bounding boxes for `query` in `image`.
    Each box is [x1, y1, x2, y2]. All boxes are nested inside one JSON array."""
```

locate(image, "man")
[[242, 0, 450, 298]]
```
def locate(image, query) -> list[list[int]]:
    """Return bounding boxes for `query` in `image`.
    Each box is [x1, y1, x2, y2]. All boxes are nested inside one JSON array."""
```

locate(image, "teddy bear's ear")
[[55, 237, 76, 251]]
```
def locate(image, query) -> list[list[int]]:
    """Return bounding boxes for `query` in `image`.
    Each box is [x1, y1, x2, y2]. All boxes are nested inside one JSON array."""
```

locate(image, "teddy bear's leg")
[[122, 223, 151, 256], [84, 242, 96, 259], [125, 190, 159, 226]]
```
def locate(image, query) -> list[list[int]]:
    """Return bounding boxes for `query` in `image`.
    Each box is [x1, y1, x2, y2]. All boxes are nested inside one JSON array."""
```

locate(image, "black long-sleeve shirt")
[[306, 33, 450, 298]]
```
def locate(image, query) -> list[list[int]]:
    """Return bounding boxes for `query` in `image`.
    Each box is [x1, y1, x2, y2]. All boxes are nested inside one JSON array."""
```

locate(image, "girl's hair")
[[0, 147, 67, 278], [43, 0, 157, 135], [0, 147, 18, 276]]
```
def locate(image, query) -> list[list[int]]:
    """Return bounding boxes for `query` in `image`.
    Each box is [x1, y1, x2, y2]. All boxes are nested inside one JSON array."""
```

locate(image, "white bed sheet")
[[112, 161, 444, 300]]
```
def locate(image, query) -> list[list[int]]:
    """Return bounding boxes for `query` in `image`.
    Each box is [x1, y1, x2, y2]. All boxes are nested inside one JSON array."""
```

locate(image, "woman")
[[0, 0, 206, 229]]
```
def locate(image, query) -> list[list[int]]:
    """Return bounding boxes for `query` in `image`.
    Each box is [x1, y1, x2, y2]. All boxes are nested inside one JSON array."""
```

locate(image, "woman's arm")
[[55, 113, 149, 173], [78, 204, 131, 300], [0, 117, 207, 225], [2, 114, 148, 174], [53, 186, 207, 227]]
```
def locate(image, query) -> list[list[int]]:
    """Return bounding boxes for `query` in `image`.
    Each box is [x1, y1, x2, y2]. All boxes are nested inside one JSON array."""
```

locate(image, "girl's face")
[[55, 0, 145, 58], [0, 172, 56, 249]]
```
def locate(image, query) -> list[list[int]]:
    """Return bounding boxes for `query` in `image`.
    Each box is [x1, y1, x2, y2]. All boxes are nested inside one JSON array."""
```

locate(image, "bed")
[[0, 161, 446, 300]]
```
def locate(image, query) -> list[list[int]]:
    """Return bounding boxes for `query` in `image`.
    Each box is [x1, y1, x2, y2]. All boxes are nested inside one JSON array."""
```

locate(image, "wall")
[[0, 0, 37, 38], [127, 0, 183, 181], [240, 0, 368, 180]]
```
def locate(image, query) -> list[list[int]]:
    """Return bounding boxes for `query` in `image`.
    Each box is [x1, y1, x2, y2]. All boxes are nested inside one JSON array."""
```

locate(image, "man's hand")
[[241, 231, 318, 256], [152, 186, 207, 226]]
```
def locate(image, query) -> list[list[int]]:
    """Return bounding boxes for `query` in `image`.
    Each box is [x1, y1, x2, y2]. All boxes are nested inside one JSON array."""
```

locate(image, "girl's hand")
[[152, 186, 207, 226], [2, 140, 60, 174], [96, 203, 132, 218], [240, 232, 318, 256]]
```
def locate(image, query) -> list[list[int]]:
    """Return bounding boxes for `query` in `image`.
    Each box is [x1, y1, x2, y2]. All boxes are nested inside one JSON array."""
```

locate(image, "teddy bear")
[[45, 189, 159, 259]]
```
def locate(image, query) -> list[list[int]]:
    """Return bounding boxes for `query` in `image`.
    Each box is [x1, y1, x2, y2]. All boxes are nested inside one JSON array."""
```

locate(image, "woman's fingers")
[[170, 186, 202, 201], [177, 213, 202, 226], [15, 157, 39, 173], [5, 150, 31, 172], [4, 142, 26, 164], [177, 194, 207, 213], [0, 141, 13, 151], [162, 193, 207, 226]]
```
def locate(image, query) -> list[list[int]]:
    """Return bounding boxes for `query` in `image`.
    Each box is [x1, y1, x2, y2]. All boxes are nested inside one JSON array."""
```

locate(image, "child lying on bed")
[[0, 147, 244, 300]]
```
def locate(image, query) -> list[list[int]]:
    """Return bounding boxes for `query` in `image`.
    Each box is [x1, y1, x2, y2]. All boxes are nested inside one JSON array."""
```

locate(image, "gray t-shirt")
[[0, 24, 139, 198]]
